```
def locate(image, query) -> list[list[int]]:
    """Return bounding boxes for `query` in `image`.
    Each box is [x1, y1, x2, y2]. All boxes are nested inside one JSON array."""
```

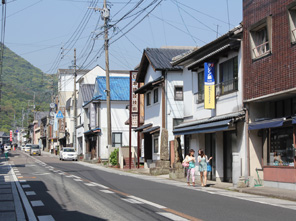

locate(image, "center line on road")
[[100, 190, 115, 194], [157, 212, 189, 221], [128, 196, 166, 209], [74, 179, 83, 182], [26, 191, 36, 196], [122, 198, 144, 204], [22, 184, 31, 188]]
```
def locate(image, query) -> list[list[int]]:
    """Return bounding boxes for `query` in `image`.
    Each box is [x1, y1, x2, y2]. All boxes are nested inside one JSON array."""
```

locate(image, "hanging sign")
[[204, 62, 215, 109]]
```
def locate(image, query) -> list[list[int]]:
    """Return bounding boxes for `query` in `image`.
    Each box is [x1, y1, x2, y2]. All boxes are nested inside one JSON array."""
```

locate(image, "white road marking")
[[31, 200, 44, 207], [26, 191, 36, 196], [90, 182, 109, 189], [122, 198, 144, 204], [15, 173, 21, 176], [19, 180, 26, 183], [22, 185, 31, 188], [58, 172, 65, 175], [38, 215, 55, 221], [100, 190, 115, 194], [128, 196, 166, 209], [85, 183, 97, 186], [74, 179, 83, 182], [156, 212, 189, 221]]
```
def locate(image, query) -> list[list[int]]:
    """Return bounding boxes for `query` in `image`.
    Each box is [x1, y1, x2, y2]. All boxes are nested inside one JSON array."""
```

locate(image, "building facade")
[[243, 0, 296, 190]]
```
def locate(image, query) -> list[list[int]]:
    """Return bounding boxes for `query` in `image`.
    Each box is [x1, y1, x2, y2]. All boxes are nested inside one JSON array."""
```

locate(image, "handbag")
[[182, 161, 189, 167], [207, 163, 212, 172]]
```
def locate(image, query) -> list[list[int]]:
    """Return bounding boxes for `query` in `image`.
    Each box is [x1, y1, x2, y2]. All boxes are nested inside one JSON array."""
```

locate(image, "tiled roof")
[[145, 48, 190, 70], [80, 84, 95, 103], [93, 76, 130, 101], [136, 47, 191, 82]]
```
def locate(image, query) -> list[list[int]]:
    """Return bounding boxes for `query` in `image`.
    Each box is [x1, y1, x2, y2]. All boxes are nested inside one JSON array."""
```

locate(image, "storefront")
[[84, 127, 101, 160], [249, 117, 296, 189]]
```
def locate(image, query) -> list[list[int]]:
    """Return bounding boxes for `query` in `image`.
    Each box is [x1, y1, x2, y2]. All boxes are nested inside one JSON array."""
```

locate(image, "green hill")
[[0, 45, 57, 133]]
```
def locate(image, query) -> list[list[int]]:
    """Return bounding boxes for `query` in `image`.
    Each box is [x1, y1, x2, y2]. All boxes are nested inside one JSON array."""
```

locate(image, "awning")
[[292, 117, 296, 124], [143, 126, 160, 134], [248, 118, 286, 130], [84, 127, 101, 135], [134, 123, 152, 132], [134, 76, 164, 94], [173, 119, 232, 135]]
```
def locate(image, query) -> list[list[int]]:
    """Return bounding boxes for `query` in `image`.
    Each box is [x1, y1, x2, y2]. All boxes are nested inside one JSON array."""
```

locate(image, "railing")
[[195, 78, 238, 103], [252, 41, 270, 58], [216, 78, 238, 96]]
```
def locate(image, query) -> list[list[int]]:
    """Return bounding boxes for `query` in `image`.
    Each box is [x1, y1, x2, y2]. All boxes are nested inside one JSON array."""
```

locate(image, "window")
[[174, 86, 183, 101], [269, 127, 294, 166], [288, 5, 296, 43], [112, 133, 122, 147], [153, 137, 159, 153], [146, 92, 151, 106], [249, 17, 272, 59], [173, 118, 184, 128], [154, 88, 158, 103], [197, 70, 204, 103], [218, 56, 238, 95]]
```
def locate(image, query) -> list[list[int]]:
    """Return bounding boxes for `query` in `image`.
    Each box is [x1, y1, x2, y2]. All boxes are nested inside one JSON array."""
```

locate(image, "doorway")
[[205, 133, 216, 181], [144, 133, 152, 161], [223, 131, 236, 182]]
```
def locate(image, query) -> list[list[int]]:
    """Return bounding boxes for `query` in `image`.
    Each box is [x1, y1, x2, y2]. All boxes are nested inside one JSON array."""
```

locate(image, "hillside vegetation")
[[0, 45, 57, 133]]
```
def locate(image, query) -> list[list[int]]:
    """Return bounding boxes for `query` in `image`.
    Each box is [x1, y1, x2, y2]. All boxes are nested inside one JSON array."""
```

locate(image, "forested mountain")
[[0, 45, 57, 133]]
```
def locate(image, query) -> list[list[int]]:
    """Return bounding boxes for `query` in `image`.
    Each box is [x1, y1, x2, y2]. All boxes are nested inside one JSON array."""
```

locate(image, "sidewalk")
[[0, 152, 26, 221]]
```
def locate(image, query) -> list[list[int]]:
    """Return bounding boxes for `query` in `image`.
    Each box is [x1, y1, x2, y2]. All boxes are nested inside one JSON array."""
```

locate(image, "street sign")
[[50, 111, 55, 117], [56, 110, 64, 119], [50, 103, 55, 109]]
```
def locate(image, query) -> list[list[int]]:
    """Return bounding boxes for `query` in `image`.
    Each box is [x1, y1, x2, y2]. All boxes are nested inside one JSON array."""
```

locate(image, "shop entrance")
[[205, 133, 216, 181], [144, 133, 152, 161], [223, 131, 236, 182]]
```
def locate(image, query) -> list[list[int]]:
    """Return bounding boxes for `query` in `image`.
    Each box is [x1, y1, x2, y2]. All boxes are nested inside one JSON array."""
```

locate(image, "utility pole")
[[103, 0, 112, 147], [73, 48, 77, 150]]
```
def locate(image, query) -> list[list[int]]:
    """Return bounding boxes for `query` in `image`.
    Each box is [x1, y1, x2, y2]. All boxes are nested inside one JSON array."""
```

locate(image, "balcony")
[[195, 78, 238, 104]]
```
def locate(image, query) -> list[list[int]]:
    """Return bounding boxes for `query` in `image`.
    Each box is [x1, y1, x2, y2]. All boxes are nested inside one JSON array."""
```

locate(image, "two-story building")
[[171, 26, 246, 185], [243, 0, 296, 190], [134, 47, 193, 172]]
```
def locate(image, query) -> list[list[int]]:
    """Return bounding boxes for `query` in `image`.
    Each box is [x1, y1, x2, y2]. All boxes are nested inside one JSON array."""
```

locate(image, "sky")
[[3, 0, 242, 74]]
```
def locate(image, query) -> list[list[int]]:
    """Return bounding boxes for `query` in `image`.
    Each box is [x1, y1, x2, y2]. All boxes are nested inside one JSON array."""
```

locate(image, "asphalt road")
[[8, 150, 296, 221]]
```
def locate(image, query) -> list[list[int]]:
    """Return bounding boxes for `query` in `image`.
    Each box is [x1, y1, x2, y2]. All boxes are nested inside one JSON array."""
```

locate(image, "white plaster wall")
[[59, 73, 84, 92], [145, 87, 162, 126], [166, 71, 185, 142], [144, 66, 162, 84], [182, 68, 194, 117], [99, 101, 136, 159]]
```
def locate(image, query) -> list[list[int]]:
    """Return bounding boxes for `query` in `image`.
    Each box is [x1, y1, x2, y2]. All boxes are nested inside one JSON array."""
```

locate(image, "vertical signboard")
[[58, 107, 66, 133], [204, 62, 215, 109], [9, 130, 12, 142], [129, 71, 139, 169], [90, 103, 96, 129]]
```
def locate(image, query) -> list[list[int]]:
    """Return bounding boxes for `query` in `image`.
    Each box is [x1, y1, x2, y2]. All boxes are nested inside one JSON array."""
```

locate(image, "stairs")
[[124, 157, 135, 168]]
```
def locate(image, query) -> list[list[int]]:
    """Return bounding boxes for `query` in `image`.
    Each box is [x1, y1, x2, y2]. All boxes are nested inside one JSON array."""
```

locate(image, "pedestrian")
[[198, 150, 212, 187], [184, 149, 196, 187], [0, 142, 4, 154]]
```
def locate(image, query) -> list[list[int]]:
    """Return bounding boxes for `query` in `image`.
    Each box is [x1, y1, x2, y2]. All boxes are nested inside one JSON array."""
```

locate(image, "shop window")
[[249, 17, 272, 59], [218, 56, 238, 95], [288, 5, 296, 43], [197, 70, 204, 103], [154, 88, 158, 103], [146, 92, 151, 106], [269, 127, 294, 166], [174, 86, 183, 101], [153, 136, 159, 153], [112, 132, 122, 147]]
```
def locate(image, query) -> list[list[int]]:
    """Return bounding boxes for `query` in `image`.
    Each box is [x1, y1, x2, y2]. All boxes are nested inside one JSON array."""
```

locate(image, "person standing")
[[198, 150, 212, 187], [184, 149, 196, 187]]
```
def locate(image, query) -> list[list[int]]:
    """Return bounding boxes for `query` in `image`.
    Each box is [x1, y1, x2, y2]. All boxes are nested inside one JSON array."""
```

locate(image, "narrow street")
[[5, 150, 296, 221]]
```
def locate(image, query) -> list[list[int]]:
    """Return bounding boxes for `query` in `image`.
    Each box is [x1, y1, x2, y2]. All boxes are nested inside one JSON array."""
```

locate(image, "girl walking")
[[198, 150, 212, 187], [184, 149, 196, 187]]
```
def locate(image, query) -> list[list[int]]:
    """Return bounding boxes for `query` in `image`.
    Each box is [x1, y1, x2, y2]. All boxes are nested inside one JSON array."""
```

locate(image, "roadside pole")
[[73, 48, 77, 151]]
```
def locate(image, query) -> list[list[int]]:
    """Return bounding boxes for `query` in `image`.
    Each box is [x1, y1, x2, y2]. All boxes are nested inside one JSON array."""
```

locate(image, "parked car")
[[60, 148, 77, 161], [30, 145, 41, 156], [24, 144, 32, 153], [4, 144, 11, 151], [21, 145, 25, 151]]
